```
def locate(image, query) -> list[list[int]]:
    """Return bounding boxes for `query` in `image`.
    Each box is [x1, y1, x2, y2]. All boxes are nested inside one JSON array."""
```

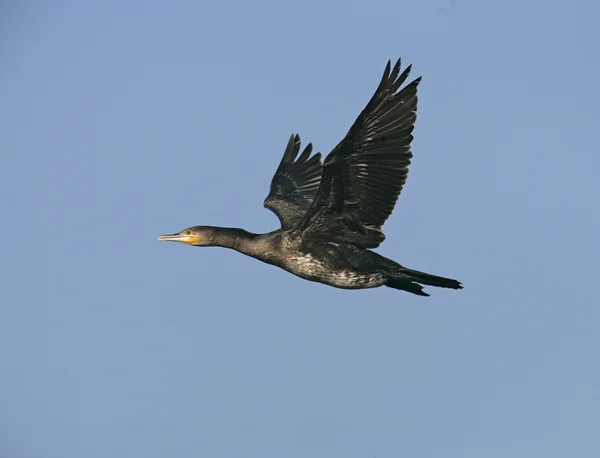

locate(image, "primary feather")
[[293, 59, 420, 248]]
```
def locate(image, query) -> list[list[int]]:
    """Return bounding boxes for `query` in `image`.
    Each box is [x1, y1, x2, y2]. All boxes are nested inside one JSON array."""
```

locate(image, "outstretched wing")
[[294, 59, 421, 248], [264, 134, 323, 229]]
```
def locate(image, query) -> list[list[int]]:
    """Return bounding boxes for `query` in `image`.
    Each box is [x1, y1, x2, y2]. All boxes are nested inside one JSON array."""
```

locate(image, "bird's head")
[[156, 226, 217, 247]]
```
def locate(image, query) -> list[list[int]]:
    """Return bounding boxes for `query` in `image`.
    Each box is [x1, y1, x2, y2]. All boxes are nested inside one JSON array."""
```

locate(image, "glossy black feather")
[[294, 59, 421, 248], [264, 134, 323, 229]]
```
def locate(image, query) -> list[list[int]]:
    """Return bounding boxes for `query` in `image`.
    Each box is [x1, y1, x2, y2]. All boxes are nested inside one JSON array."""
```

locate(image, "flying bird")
[[158, 59, 462, 296]]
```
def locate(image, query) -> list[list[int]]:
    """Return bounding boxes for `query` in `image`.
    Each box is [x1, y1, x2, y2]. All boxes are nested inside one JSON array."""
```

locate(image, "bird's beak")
[[156, 233, 198, 245]]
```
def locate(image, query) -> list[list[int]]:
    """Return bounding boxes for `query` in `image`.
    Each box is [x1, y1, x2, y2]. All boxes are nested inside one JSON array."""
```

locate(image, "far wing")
[[294, 59, 421, 248], [264, 134, 323, 229]]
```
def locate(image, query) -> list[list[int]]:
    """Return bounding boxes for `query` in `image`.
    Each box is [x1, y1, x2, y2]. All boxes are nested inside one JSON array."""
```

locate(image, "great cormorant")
[[158, 59, 462, 296]]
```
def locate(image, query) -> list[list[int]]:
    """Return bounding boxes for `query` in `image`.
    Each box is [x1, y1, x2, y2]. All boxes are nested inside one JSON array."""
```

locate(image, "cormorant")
[[158, 59, 463, 296]]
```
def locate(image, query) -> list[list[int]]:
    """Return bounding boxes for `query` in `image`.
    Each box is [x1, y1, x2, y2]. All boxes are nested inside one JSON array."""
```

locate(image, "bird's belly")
[[283, 254, 385, 289]]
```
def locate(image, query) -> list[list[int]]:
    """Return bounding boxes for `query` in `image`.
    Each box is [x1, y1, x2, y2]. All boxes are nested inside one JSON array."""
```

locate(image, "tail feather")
[[400, 267, 463, 290], [384, 267, 463, 296]]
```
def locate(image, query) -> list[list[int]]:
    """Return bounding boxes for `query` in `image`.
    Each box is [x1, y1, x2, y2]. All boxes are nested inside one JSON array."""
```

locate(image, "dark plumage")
[[158, 59, 463, 296]]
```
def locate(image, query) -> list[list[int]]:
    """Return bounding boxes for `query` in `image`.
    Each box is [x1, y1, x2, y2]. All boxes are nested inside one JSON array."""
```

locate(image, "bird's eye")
[[185, 230, 191, 235]]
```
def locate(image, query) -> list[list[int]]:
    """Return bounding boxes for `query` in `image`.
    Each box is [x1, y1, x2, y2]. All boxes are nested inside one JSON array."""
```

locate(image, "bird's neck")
[[209, 227, 270, 260]]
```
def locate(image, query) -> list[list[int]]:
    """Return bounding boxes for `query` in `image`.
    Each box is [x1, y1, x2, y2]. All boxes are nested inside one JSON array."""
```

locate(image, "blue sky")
[[1, 1, 599, 457]]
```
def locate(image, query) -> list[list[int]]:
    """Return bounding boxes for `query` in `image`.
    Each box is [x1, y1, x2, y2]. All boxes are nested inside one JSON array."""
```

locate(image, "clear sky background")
[[1, 1, 599, 457]]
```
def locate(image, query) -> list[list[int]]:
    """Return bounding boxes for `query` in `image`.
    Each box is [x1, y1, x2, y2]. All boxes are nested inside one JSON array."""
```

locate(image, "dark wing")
[[264, 134, 323, 229], [294, 59, 421, 248]]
